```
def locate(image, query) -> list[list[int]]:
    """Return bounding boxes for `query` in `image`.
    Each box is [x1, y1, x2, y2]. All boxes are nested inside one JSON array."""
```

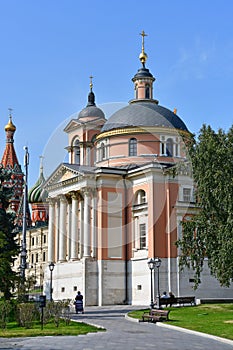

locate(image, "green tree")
[[0, 167, 19, 299], [177, 124, 233, 288]]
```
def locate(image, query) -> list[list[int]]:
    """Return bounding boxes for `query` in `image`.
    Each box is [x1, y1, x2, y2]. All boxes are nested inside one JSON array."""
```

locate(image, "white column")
[[80, 145, 84, 166], [58, 195, 67, 262], [55, 200, 60, 261], [91, 193, 97, 258], [86, 147, 91, 166], [83, 189, 91, 257], [70, 192, 78, 260], [79, 199, 84, 258], [67, 200, 72, 260], [48, 199, 55, 263]]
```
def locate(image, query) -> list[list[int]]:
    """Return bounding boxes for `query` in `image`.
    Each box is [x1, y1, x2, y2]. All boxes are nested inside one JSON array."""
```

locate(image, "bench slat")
[[142, 309, 170, 323]]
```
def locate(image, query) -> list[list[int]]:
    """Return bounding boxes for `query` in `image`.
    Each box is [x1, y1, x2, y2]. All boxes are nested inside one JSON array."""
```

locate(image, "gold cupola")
[[5, 109, 16, 132]]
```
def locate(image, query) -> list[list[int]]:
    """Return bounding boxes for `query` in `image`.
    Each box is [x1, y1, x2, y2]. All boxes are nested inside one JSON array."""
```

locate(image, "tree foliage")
[[177, 124, 233, 288], [0, 167, 19, 299]]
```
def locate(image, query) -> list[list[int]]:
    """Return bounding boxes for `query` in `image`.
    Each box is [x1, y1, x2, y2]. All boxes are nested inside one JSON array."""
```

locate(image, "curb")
[[126, 314, 233, 346], [156, 322, 233, 346]]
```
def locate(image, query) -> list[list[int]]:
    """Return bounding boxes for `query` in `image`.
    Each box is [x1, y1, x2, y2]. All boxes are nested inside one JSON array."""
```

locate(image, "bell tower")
[[131, 31, 158, 104]]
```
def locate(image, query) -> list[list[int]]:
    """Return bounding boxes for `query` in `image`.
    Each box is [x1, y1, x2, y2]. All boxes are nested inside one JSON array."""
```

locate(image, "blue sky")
[[0, 0, 232, 187]]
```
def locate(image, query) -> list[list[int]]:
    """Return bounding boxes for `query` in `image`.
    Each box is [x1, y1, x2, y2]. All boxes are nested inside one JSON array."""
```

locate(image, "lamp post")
[[147, 258, 155, 309], [49, 262, 55, 301], [154, 257, 162, 309], [21, 146, 29, 283]]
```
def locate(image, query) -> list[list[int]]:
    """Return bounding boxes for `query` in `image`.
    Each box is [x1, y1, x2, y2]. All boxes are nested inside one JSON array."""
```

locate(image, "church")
[[3, 32, 231, 305], [42, 32, 233, 305]]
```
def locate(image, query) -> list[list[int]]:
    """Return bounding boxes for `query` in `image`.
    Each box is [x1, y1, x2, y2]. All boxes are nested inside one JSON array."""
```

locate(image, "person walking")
[[75, 291, 84, 314]]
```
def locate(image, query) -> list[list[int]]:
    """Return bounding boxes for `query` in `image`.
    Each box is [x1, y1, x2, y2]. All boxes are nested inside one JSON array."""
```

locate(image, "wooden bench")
[[176, 296, 196, 306], [142, 309, 170, 323], [159, 296, 196, 307]]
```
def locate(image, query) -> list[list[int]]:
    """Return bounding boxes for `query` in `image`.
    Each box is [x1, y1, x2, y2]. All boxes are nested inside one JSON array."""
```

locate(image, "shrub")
[[0, 300, 12, 329], [17, 303, 39, 328]]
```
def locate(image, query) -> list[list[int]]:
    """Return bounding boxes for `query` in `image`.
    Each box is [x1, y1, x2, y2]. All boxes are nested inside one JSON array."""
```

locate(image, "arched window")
[[145, 84, 150, 99], [129, 138, 137, 156], [135, 189, 147, 205], [73, 139, 80, 164], [100, 142, 106, 160], [166, 138, 173, 157]]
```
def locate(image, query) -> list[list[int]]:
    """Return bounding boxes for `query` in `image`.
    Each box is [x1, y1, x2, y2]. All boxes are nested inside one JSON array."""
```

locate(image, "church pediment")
[[44, 163, 96, 190], [64, 119, 82, 133], [44, 163, 81, 189]]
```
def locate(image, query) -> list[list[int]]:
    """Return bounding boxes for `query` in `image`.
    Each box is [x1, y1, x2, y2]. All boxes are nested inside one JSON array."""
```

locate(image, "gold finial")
[[173, 108, 177, 114], [139, 30, 148, 66], [5, 107, 16, 132], [89, 75, 93, 91]]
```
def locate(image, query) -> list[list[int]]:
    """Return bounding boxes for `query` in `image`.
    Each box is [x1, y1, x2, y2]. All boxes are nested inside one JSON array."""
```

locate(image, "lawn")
[[128, 304, 233, 341], [0, 319, 105, 338]]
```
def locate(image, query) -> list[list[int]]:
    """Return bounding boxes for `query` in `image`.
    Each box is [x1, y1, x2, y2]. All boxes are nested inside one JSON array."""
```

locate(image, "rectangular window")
[[139, 223, 146, 249], [32, 237, 35, 246], [36, 253, 39, 263], [31, 254, 34, 264], [183, 188, 191, 202], [43, 235, 46, 244], [42, 251, 46, 262]]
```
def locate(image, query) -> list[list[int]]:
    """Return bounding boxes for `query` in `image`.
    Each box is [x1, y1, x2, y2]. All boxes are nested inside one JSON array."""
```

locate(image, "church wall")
[[131, 257, 150, 305], [153, 181, 167, 258], [46, 261, 84, 301], [84, 259, 98, 305], [131, 257, 179, 305], [179, 261, 233, 299], [101, 260, 126, 305]]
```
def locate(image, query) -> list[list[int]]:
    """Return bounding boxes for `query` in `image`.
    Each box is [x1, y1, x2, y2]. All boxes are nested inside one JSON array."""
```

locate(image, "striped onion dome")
[[28, 160, 47, 203]]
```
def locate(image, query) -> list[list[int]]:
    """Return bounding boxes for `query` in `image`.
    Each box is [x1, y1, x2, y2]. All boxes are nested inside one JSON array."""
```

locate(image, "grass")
[[0, 319, 105, 338], [128, 304, 233, 341]]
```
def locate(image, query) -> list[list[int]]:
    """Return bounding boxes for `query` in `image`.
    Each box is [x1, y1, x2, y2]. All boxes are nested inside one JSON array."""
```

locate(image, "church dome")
[[78, 83, 105, 120], [5, 116, 16, 132], [101, 101, 189, 133], [132, 66, 154, 80], [28, 164, 47, 203], [78, 105, 105, 120], [101, 31, 188, 135]]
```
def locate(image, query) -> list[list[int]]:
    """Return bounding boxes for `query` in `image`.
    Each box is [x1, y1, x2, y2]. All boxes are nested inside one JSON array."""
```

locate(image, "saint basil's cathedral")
[[2, 33, 232, 305]]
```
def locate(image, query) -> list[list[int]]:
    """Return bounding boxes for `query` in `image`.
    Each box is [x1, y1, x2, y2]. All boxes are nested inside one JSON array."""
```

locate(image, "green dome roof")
[[28, 165, 47, 203]]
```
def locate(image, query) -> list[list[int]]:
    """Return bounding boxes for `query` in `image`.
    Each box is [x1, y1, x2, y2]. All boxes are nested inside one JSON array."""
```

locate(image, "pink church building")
[[43, 34, 232, 305]]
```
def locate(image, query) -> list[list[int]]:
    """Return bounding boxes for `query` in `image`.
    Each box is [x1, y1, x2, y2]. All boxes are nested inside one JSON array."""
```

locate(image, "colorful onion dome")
[[28, 159, 47, 203]]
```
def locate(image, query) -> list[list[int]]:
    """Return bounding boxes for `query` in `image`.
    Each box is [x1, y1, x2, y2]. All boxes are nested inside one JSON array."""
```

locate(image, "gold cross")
[[140, 30, 148, 52]]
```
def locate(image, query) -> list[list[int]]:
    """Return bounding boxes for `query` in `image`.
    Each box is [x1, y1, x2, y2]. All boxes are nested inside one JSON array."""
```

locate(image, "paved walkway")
[[0, 305, 233, 350]]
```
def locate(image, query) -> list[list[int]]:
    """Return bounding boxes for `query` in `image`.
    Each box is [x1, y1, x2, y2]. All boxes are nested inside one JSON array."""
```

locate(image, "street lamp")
[[21, 146, 29, 283], [147, 258, 155, 309], [48, 262, 55, 302], [154, 257, 162, 309]]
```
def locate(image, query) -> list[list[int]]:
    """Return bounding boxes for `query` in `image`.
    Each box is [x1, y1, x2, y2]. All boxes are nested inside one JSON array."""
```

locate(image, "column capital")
[[70, 191, 82, 201], [58, 194, 67, 203], [82, 187, 95, 197], [48, 197, 56, 206]]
